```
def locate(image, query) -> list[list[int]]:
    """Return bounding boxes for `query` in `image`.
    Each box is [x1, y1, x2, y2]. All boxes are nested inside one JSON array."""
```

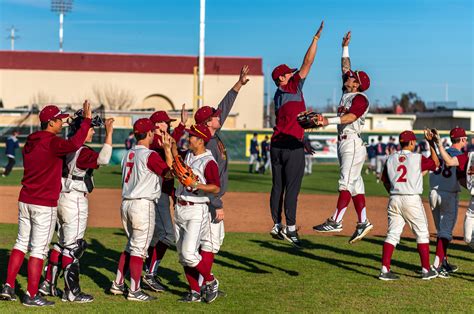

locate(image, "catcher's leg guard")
[[62, 239, 93, 302]]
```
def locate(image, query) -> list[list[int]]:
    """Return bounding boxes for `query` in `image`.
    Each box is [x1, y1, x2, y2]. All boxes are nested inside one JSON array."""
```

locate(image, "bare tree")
[[92, 84, 136, 110], [30, 91, 56, 105]]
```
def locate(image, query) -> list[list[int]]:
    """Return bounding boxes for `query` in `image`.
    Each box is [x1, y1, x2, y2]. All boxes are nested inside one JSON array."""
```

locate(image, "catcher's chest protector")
[[176, 150, 216, 203], [337, 92, 369, 135], [122, 146, 162, 201], [62, 147, 93, 194]]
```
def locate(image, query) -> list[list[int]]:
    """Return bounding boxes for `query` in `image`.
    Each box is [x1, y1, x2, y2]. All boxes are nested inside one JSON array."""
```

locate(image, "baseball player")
[[167, 124, 221, 303], [109, 118, 172, 302], [432, 129, 474, 252], [192, 65, 249, 288], [313, 31, 373, 244], [0, 102, 92, 307], [428, 127, 467, 276], [379, 130, 439, 281], [269, 22, 324, 247], [142, 107, 186, 292], [39, 112, 114, 302]]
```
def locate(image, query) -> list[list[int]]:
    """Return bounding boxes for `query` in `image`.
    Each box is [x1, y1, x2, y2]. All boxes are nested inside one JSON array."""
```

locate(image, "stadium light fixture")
[[51, 0, 74, 52]]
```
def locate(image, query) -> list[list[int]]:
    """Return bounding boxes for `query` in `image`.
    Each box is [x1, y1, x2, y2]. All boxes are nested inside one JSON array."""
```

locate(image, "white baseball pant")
[[57, 191, 89, 249], [174, 203, 209, 267], [376, 155, 387, 174], [385, 195, 430, 246], [201, 213, 225, 254], [13, 202, 57, 259], [429, 190, 458, 241], [150, 192, 175, 247], [464, 197, 474, 248], [121, 199, 155, 258], [337, 137, 366, 195]]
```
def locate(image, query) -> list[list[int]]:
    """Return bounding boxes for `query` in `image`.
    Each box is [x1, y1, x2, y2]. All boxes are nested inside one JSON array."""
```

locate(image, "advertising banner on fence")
[[308, 134, 338, 159]]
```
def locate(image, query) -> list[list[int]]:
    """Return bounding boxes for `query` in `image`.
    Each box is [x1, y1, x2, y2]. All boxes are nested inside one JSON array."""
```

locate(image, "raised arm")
[[429, 128, 459, 167], [341, 31, 351, 75], [218, 66, 250, 125], [97, 118, 114, 165], [299, 21, 324, 79]]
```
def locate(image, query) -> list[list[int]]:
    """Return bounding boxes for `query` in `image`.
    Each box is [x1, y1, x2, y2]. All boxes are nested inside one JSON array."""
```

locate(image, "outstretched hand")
[[104, 118, 114, 134], [180, 104, 188, 125], [342, 31, 351, 47], [314, 21, 324, 40], [239, 65, 250, 85], [82, 100, 92, 119]]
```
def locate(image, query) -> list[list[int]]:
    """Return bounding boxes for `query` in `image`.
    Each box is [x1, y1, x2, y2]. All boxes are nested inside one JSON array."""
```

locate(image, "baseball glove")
[[297, 111, 323, 129], [171, 155, 199, 189]]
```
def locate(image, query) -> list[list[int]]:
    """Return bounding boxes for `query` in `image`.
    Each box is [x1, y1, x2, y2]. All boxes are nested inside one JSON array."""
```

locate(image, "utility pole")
[[51, 0, 73, 52], [7, 26, 19, 51], [197, 0, 206, 108]]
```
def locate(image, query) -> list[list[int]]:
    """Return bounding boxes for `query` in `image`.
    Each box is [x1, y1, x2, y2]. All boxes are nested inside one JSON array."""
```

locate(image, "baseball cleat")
[[126, 289, 156, 302], [22, 292, 55, 307], [349, 220, 374, 244], [109, 281, 126, 295], [313, 218, 343, 233], [421, 267, 438, 280], [442, 259, 458, 273], [203, 278, 219, 303], [435, 267, 450, 279], [38, 280, 62, 297], [378, 271, 400, 281], [270, 224, 284, 240], [142, 274, 166, 292], [62, 289, 94, 303], [179, 290, 201, 303], [280, 227, 302, 248], [0, 284, 17, 301]]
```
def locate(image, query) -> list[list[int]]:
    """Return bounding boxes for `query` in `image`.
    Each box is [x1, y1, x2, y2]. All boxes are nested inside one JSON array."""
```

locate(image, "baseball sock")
[[45, 249, 61, 282], [381, 242, 395, 273], [147, 241, 168, 275], [200, 250, 215, 275], [5, 248, 25, 288], [195, 260, 214, 282], [129, 256, 143, 292], [332, 190, 352, 223], [184, 266, 200, 292], [417, 243, 431, 272], [115, 251, 130, 285], [145, 246, 157, 274], [27, 256, 44, 297], [62, 254, 74, 269], [352, 194, 367, 223], [433, 238, 450, 268]]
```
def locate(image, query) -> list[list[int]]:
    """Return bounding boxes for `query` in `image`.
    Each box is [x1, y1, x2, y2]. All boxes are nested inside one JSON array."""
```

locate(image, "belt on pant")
[[177, 199, 208, 206], [338, 134, 361, 141]]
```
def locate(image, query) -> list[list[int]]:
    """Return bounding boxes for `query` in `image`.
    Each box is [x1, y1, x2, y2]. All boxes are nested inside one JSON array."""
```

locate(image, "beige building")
[[0, 51, 264, 129]]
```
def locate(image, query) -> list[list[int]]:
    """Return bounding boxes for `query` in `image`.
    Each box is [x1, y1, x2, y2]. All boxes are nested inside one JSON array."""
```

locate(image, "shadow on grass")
[[215, 249, 299, 277], [0, 249, 30, 299], [251, 239, 379, 278]]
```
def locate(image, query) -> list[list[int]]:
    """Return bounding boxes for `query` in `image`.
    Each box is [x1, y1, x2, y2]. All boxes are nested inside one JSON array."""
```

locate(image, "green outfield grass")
[[2, 164, 472, 201], [0, 224, 472, 312]]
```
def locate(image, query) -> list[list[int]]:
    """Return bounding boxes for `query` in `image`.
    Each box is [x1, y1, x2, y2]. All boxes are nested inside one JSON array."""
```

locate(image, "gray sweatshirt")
[[207, 89, 238, 213]]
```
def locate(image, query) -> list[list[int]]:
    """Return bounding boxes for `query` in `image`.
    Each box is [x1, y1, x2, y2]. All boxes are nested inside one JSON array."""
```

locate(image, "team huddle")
[[0, 21, 473, 308]]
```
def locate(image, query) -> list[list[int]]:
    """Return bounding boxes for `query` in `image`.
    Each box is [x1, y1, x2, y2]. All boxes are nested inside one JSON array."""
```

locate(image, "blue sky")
[[0, 0, 472, 108]]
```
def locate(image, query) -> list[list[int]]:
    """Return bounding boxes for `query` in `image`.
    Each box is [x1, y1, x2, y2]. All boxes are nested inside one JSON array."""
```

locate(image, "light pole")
[[197, 0, 205, 108], [51, 0, 73, 52], [6, 26, 19, 51]]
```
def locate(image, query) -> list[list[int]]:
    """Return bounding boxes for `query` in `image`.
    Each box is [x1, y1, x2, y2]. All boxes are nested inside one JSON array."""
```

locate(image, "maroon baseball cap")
[[271, 64, 297, 81], [194, 106, 221, 124], [133, 118, 156, 134], [344, 70, 370, 92], [150, 111, 177, 124], [187, 124, 211, 143], [399, 130, 417, 143], [450, 127, 466, 139], [39, 105, 69, 123]]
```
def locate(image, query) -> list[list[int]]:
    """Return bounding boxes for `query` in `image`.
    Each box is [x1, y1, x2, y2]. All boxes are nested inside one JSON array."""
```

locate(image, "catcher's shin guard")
[[63, 261, 81, 301]]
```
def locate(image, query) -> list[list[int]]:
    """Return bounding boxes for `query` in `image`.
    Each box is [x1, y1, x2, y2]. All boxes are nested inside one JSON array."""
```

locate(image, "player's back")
[[386, 150, 423, 195], [122, 145, 161, 200], [429, 147, 462, 193]]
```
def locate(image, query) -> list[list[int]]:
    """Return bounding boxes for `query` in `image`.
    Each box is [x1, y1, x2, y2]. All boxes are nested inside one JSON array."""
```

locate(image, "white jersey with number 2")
[[386, 150, 423, 195]]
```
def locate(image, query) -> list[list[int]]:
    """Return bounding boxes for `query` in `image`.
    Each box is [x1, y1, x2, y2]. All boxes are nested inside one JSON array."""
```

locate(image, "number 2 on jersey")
[[396, 164, 407, 182]]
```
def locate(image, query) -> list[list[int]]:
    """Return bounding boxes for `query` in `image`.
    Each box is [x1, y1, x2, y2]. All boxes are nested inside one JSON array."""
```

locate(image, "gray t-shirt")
[[206, 89, 238, 212]]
